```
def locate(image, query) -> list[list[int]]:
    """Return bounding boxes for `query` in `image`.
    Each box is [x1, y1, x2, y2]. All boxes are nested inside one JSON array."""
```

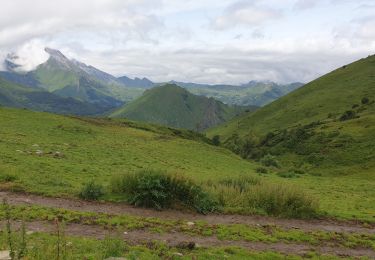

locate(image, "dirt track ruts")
[[1, 191, 374, 235], [3, 220, 375, 258]]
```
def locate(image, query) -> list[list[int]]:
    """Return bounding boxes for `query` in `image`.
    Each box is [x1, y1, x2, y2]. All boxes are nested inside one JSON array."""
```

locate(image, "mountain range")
[[0, 47, 303, 128]]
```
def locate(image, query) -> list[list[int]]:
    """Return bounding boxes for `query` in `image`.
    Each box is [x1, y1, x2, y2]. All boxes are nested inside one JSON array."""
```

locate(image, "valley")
[[0, 3, 374, 257]]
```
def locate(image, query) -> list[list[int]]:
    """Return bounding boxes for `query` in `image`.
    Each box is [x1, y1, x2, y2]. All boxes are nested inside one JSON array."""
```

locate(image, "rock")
[[32, 144, 39, 147], [186, 221, 195, 226], [173, 252, 183, 257], [35, 150, 43, 156], [0, 251, 10, 260], [176, 241, 195, 250], [53, 151, 64, 158], [26, 230, 34, 235]]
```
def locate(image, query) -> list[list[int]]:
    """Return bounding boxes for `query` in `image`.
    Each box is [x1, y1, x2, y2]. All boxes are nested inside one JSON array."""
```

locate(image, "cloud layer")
[[0, 0, 374, 84]]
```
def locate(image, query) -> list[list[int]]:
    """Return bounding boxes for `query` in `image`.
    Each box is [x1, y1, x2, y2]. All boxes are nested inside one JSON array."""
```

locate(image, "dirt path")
[[1, 191, 374, 235], [3, 220, 375, 258]]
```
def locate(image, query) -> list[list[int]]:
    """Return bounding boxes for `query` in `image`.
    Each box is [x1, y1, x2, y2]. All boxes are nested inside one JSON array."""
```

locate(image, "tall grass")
[[205, 176, 319, 218], [110, 170, 218, 214]]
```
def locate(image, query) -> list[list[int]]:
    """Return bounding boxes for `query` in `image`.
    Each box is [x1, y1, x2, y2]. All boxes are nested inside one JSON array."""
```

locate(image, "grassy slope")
[[0, 107, 374, 220], [0, 107, 257, 196], [0, 76, 106, 115], [208, 55, 375, 137], [206, 56, 375, 221], [110, 84, 241, 130]]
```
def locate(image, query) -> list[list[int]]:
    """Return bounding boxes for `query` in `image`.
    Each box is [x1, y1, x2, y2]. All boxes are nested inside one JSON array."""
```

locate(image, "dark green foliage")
[[361, 97, 369, 104], [79, 181, 104, 201], [277, 172, 298, 178], [0, 174, 18, 183], [260, 154, 279, 168], [340, 110, 357, 121], [256, 167, 268, 174], [110, 170, 218, 214], [212, 135, 221, 146]]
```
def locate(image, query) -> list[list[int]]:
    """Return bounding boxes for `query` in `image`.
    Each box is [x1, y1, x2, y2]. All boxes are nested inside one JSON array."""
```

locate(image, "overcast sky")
[[0, 0, 374, 84]]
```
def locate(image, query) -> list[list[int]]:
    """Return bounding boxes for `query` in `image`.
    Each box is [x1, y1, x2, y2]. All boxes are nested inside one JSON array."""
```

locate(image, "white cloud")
[[212, 1, 282, 30], [0, 0, 374, 84], [294, 0, 318, 10]]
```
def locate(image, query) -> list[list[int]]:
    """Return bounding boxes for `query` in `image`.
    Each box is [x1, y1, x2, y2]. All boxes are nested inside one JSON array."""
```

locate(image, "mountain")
[[117, 75, 155, 88], [168, 81, 303, 107], [1, 48, 144, 110], [110, 84, 254, 131], [0, 76, 104, 115], [207, 55, 375, 175]]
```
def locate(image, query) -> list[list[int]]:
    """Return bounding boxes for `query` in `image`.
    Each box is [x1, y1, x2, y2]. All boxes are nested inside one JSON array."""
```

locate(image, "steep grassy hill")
[[0, 76, 105, 115], [208, 55, 375, 174], [110, 84, 252, 131], [209, 56, 375, 136]]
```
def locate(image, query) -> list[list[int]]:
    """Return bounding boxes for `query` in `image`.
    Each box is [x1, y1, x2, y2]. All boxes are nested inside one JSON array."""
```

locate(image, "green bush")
[[361, 97, 369, 104], [111, 170, 217, 214], [212, 135, 221, 146], [339, 110, 356, 121], [0, 174, 18, 183], [79, 181, 104, 200], [260, 154, 279, 168], [248, 184, 319, 218], [255, 167, 268, 174]]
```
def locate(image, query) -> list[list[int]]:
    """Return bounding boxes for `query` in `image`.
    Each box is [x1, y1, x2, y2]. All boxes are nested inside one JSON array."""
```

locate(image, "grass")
[[1, 105, 375, 221], [0, 107, 257, 197], [0, 231, 351, 260], [206, 55, 375, 222]]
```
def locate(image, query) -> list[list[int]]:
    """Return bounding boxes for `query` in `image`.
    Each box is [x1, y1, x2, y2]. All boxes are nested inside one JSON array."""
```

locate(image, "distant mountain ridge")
[[169, 80, 304, 107]]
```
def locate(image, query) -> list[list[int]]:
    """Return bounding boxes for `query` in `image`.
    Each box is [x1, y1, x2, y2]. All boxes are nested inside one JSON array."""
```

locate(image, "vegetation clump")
[[110, 170, 218, 214], [339, 110, 357, 121], [260, 154, 279, 168], [247, 184, 319, 218], [79, 181, 104, 200]]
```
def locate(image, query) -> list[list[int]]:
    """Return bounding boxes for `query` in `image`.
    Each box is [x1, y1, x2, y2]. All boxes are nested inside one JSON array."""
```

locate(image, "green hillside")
[[110, 84, 251, 131], [0, 107, 257, 196], [209, 56, 375, 137], [0, 76, 105, 115], [208, 55, 375, 174]]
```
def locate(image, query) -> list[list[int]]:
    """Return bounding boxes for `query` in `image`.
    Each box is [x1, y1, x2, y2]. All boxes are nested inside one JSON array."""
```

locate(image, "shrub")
[[247, 184, 319, 218], [277, 172, 297, 178], [111, 170, 217, 214], [0, 174, 18, 183], [79, 181, 104, 200], [260, 154, 279, 168], [256, 167, 268, 174], [361, 97, 369, 104], [212, 135, 221, 146], [339, 110, 356, 121]]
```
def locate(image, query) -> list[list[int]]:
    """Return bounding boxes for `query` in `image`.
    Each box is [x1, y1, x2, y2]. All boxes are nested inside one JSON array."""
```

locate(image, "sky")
[[0, 0, 374, 85]]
